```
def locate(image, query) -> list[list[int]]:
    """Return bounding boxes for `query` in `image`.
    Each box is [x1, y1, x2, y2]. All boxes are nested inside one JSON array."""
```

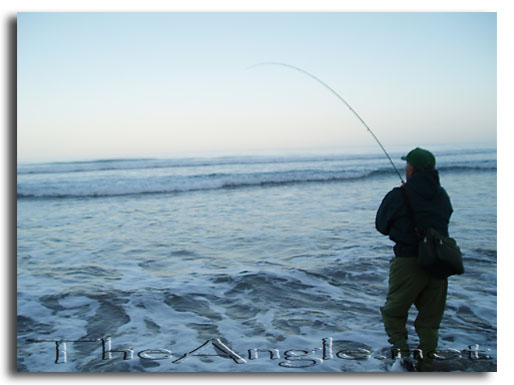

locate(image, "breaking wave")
[[17, 151, 496, 199]]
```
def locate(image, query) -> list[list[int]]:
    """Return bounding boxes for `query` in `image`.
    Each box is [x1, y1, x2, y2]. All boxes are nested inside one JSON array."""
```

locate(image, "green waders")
[[380, 257, 448, 371]]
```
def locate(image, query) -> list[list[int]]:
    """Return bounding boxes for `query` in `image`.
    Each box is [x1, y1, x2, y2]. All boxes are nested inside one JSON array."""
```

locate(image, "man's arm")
[[375, 189, 400, 235]]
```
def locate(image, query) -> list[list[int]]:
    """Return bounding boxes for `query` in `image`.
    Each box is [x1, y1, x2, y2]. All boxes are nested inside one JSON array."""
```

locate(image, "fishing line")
[[247, 62, 405, 184]]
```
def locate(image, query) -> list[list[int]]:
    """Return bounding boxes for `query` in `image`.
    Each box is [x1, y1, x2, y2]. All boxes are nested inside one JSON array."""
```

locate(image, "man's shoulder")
[[439, 186, 451, 198], [379, 186, 403, 208], [384, 186, 403, 200]]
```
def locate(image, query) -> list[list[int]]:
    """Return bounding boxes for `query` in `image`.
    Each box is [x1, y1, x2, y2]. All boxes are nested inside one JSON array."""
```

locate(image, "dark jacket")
[[375, 169, 453, 257]]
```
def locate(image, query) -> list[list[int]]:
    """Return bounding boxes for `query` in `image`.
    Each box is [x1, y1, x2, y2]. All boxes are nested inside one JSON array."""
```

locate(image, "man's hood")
[[405, 169, 441, 200]]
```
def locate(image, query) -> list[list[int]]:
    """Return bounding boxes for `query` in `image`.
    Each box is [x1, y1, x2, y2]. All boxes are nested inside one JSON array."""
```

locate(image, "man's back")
[[376, 169, 453, 257]]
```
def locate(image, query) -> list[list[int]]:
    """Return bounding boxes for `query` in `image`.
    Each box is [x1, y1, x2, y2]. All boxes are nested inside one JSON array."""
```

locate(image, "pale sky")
[[17, 12, 497, 163]]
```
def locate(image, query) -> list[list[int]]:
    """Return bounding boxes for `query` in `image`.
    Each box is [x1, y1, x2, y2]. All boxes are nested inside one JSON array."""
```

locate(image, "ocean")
[[17, 146, 497, 372]]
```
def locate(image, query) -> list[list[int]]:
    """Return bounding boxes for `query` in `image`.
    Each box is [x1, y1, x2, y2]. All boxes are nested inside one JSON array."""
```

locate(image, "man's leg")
[[381, 257, 431, 358], [413, 277, 448, 371]]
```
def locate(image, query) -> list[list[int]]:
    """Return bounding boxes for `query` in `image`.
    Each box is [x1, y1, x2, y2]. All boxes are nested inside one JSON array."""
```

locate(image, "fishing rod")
[[247, 62, 405, 184]]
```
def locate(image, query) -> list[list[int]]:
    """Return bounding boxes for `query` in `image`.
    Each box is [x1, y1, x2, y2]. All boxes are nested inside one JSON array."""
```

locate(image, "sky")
[[17, 12, 497, 163]]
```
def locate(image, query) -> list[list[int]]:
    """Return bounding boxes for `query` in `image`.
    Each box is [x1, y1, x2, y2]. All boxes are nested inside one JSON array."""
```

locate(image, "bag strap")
[[400, 185, 424, 241]]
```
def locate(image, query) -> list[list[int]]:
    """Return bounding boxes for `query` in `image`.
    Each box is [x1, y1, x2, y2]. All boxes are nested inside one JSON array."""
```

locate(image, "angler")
[[249, 64, 460, 372], [376, 148, 454, 371]]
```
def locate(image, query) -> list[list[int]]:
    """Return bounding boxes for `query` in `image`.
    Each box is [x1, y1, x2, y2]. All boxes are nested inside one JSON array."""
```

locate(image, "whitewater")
[[17, 147, 496, 372]]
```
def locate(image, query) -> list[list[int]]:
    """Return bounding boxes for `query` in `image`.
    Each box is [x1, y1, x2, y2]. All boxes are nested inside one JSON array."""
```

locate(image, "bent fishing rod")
[[247, 62, 405, 184]]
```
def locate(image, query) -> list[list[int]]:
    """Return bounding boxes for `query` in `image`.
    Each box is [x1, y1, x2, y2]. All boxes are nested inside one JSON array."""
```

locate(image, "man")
[[376, 147, 453, 372]]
